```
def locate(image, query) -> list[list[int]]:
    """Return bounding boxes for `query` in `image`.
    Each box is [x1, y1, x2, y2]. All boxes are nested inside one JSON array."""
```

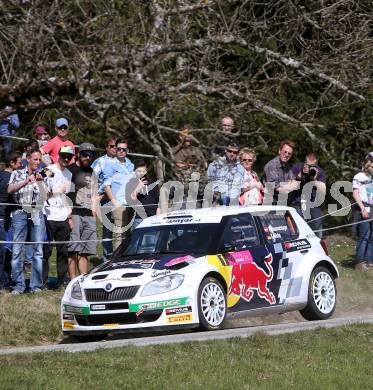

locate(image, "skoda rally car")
[[61, 206, 338, 340]]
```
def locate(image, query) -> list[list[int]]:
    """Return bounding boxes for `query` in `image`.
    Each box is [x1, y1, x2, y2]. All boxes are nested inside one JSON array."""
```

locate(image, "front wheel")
[[300, 266, 336, 321], [197, 277, 227, 331]]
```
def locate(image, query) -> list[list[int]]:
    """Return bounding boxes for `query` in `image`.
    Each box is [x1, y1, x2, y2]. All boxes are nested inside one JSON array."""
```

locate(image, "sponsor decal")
[[165, 255, 195, 267], [165, 306, 192, 315], [129, 297, 189, 313], [225, 250, 253, 265], [62, 313, 74, 320], [151, 269, 171, 278], [228, 253, 276, 305], [164, 218, 193, 224], [103, 323, 119, 327], [283, 239, 311, 252], [105, 259, 160, 270], [166, 313, 193, 324], [130, 297, 189, 313], [63, 305, 90, 315], [94, 278, 133, 284]]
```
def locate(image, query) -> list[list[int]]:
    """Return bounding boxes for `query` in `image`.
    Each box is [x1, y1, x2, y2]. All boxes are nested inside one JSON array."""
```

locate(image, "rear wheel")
[[197, 277, 227, 331], [300, 266, 336, 321]]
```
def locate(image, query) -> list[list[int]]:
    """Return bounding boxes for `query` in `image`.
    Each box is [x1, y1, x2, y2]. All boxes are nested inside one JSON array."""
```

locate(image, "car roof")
[[139, 205, 294, 227]]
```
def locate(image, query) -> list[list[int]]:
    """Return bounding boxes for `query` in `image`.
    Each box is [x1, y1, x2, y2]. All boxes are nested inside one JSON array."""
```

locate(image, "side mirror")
[[222, 244, 237, 253]]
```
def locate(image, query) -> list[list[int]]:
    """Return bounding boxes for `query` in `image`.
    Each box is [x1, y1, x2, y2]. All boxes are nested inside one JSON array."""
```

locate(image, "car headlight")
[[71, 281, 83, 300], [141, 274, 184, 297]]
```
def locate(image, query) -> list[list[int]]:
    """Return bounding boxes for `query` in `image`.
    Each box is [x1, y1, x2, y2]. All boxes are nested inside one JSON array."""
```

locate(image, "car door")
[[217, 213, 281, 313], [255, 210, 306, 305]]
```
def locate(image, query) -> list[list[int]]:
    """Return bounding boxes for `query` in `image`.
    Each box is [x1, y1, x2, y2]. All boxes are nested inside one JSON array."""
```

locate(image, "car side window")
[[258, 211, 299, 244], [221, 213, 260, 251]]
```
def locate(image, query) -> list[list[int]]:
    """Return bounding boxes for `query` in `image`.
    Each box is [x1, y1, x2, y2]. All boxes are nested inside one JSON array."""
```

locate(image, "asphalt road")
[[0, 314, 372, 355]]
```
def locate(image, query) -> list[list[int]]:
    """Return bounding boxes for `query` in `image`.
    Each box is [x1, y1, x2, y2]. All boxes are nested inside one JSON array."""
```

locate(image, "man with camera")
[[7, 150, 47, 294], [292, 153, 326, 237]]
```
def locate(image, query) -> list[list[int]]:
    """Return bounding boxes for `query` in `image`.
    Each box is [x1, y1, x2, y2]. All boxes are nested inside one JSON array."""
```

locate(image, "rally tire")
[[197, 277, 227, 331], [300, 266, 336, 321]]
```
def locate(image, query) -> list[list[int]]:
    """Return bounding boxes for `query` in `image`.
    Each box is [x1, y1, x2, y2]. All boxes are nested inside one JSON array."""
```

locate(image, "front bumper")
[[61, 295, 198, 334]]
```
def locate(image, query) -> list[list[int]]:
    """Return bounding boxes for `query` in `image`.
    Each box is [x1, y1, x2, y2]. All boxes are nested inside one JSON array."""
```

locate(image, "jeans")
[[131, 218, 142, 231], [356, 218, 373, 264], [46, 219, 70, 285], [0, 218, 6, 289], [101, 199, 113, 259], [11, 210, 45, 292], [307, 207, 323, 238], [0, 138, 13, 155]]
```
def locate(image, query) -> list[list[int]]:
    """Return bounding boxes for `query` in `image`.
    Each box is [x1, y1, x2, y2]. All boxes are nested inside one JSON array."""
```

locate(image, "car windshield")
[[120, 223, 219, 257]]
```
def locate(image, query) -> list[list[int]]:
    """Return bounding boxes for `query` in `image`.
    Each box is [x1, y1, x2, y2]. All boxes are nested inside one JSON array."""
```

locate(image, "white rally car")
[[61, 206, 338, 341]]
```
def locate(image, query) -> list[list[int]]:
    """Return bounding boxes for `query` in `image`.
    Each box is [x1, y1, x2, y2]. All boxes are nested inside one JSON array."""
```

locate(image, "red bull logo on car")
[[228, 253, 276, 304]]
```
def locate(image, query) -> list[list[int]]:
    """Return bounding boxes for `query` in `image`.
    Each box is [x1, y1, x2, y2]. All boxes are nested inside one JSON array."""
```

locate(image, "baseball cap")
[[35, 125, 47, 135], [55, 118, 69, 128], [59, 145, 74, 155], [78, 142, 95, 152]]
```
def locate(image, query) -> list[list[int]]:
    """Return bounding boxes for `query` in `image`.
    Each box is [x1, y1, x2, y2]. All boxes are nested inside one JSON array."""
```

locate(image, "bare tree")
[[0, 0, 372, 179]]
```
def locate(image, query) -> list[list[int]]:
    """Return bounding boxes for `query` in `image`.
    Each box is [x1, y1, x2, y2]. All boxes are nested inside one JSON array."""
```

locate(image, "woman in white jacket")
[[239, 148, 264, 206]]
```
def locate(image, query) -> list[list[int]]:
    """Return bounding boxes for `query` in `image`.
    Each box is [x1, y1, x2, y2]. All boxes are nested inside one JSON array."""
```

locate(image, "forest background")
[[0, 0, 372, 183]]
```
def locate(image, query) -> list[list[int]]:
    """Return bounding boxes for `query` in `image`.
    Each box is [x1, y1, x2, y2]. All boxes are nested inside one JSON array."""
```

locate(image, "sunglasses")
[[59, 153, 73, 160], [57, 125, 68, 130], [117, 147, 128, 152], [107, 144, 116, 148], [80, 151, 94, 158], [241, 158, 254, 162], [226, 149, 239, 154]]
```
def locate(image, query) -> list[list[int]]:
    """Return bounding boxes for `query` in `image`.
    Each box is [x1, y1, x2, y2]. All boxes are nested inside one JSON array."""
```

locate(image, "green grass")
[[0, 234, 372, 348], [0, 324, 372, 389]]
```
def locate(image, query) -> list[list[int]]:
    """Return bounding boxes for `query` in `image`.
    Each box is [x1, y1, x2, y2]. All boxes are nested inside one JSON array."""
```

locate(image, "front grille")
[[75, 310, 162, 326], [84, 286, 139, 302]]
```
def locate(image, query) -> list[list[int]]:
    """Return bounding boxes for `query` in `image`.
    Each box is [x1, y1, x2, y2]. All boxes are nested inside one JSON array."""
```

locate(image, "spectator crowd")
[[0, 114, 372, 294]]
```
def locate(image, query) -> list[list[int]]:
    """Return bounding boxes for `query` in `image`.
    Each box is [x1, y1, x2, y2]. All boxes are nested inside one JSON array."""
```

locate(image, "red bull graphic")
[[228, 253, 276, 304]]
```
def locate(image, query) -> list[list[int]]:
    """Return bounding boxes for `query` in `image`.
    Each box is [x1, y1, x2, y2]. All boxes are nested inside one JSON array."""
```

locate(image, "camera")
[[38, 167, 54, 179], [308, 165, 318, 179]]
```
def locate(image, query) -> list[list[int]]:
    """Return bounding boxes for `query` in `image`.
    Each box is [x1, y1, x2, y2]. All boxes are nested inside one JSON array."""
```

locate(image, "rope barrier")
[[0, 238, 113, 245], [307, 201, 358, 223], [314, 217, 373, 233], [0, 216, 371, 245]]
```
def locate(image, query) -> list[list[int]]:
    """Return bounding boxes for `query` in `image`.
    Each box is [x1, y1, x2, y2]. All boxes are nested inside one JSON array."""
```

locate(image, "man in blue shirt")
[[102, 139, 134, 251], [207, 142, 245, 206], [91, 137, 117, 259], [0, 107, 20, 155]]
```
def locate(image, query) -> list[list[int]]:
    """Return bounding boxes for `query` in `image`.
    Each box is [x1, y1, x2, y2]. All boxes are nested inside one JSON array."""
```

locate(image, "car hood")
[[94, 253, 199, 272], [79, 253, 202, 291]]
